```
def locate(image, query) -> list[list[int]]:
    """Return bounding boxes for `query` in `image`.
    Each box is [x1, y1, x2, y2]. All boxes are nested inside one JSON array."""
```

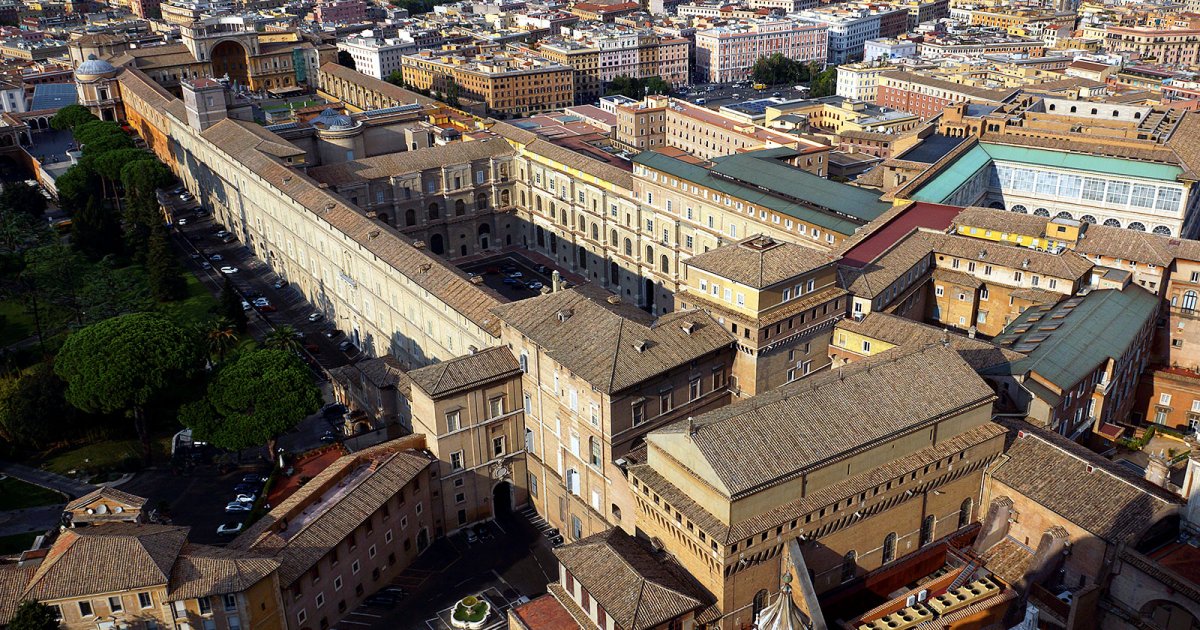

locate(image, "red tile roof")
[[510, 594, 582, 630], [841, 202, 964, 268]]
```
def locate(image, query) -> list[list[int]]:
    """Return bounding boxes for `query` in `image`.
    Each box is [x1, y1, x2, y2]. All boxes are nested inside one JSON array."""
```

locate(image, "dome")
[[311, 107, 356, 131], [76, 54, 117, 79]]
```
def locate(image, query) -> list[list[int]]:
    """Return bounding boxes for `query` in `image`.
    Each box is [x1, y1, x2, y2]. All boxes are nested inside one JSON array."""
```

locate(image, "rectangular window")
[[492, 436, 505, 457], [690, 378, 701, 400], [450, 451, 464, 470], [108, 597, 123, 613], [198, 597, 211, 614], [138, 593, 153, 609], [489, 397, 504, 418], [446, 410, 460, 432], [632, 402, 645, 425], [79, 602, 93, 617], [1161, 393, 1173, 406]]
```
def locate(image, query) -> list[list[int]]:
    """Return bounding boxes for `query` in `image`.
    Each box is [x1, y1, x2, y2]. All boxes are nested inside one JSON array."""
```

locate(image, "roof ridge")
[[607, 318, 627, 393]]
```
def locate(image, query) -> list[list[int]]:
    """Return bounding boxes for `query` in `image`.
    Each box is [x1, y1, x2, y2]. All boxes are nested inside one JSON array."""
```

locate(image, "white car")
[[241, 300, 251, 311], [307, 312, 324, 322], [234, 493, 256, 503], [252, 297, 270, 307], [217, 522, 244, 535], [177, 217, 188, 226], [219, 266, 239, 274], [224, 502, 252, 513], [209, 254, 223, 261]]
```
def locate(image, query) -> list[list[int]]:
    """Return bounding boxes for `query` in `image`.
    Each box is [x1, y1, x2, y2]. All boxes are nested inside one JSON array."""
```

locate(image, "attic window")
[[681, 321, 695, 335], [633, 340, 648, 353], [1085, 464, 1095, 473], [557, 309, 573, 323]]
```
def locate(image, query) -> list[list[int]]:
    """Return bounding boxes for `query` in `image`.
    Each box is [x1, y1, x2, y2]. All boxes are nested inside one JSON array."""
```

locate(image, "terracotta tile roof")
[[307, 140, 515, 187], [0, 563, 35, 625], [928, 232, 1094, 281], [988, 421, 1181, 544], [836, 313, 1024, 371], [879, 70, 1015, 102], [838, 229, 936, 298], [330, 355, 412, 397], [932, 267, 982, 289], [982, 537, 1034, 586], [683, 235, 838, 288], [23, 524, 189, 601], [554, 529, 705, 630], [317, 62, 436, 108], [229, 442, 433, 586], [493, 288, 732, 394], [489, 123, 634, 190], [65, 486, 148, 511], [649, 343, 995, 498], [167, 544, 279, 600], [408, 345, 521, 398], [510, 593, 583, 630]]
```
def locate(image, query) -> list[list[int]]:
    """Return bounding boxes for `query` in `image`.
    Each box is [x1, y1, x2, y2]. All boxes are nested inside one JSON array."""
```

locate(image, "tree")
[[604, 75, 669, 99], [263, 325, 302, 353], [23, 244, 90, 327], [809, 67, 837, 97], [219, 277, 248, 334], [182, 349, 321, 452], [51, 104, 98, 131], [120, 160, 172, 258], [202, 319, 239, 363], [444, 77, 461, 108], [54, 312, 203, 460], [385, 70, 406, 87], [643, 76, 670, 96], [146, 225, 186, 301], [7, 600, 60, 630], [72, 196, 124, 261], [751, 53, 811, 86], [0, 363, 78, 450], [0, 182, 48, 219], [55, 164, 100, 212], [337, 50, 357, 71]]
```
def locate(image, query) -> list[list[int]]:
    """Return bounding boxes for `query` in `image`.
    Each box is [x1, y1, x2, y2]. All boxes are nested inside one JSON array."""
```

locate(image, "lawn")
[[0, 532, 40, 555], [159, 273, 219, 327], [43, 434, 173, 478], [0, 299, 35, 346], [0, 477, 66, 510]]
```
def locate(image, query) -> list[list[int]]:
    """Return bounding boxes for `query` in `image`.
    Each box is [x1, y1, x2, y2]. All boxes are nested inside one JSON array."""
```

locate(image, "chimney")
[[551, 269, 563, 292], [1145, 452, 1170, 488]]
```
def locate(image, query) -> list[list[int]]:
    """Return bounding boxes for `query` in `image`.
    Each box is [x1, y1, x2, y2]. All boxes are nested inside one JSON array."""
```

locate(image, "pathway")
[[0, 461, 96, 498], [0, 504, 63, 537]]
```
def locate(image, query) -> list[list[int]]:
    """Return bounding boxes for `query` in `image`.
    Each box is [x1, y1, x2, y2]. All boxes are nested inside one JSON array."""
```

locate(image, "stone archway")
[[492, 480, 514, 521], [211, 40, 250, 87]]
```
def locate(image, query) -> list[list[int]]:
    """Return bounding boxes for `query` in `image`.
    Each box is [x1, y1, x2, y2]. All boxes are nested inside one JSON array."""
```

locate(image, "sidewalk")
[[0, 461, 96, 499]]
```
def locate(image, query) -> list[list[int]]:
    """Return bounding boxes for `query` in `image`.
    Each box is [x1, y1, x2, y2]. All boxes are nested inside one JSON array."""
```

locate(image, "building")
[[64, 487, 148, 526], [129, 0, 161, 19], [863, 37, 917, 60], [763, 95, 921, 135], [401, 47, 574, 117], [535, 26, 689, 105], [836, 59, 899, 102], [796, 5, 909, 63], [310, 0, 366, 24], [336, 34, 416, 80], [628, 343, 1006, 628], [677, 235, 846, 395], [693, 19, 828, 84], [1106, 26, 1200, 67], [876, 70, 1013, 119], [0, 522, 285, 630]]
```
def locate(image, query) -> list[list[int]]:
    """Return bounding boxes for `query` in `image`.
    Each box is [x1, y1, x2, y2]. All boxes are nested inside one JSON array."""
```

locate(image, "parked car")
[[241, 474, 267, 484], [177, 217, 188, 226], [320, 430, 338, 443], [465, 528, 479, 544], [234, 493, 256, 503], [307, 312, 324, 322], [180, 192, 194, 202], [234, 483, 261, 494], [200, 262, 211, 270], [196, 209, 209, 217], [224, 502, 252, 513], [363, 594, 398, 608], [534, 264, 550, 274], [219, 266, 239, 274], [338, 341, 357, 353], [526, 281, 544, 291], [502, 277, 520, 286], [217, 522, 244, 535], [508, 271, 524, 278], [209, 254, 223, 261], [272, 279, 288, 289], [252, 297, 270, 307], [241, 300, 251, 311], [324, 328, 343, 339], [214, 230, 228, 238]]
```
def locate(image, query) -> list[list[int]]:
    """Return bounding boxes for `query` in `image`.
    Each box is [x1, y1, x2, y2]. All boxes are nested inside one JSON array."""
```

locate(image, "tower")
[[182, 78, 228, 131]]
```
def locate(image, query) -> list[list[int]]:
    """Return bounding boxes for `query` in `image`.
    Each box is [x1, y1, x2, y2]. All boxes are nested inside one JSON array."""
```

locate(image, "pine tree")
[[220, 277, 248, 333], [146, 225, 186, 301], [72, 196, 124, 261]]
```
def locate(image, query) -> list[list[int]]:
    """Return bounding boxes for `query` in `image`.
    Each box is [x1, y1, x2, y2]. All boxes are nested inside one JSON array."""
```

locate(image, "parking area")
[[459, 253, 558, 302], [338, 514, 558, 630], [120, 459, 272, 545]]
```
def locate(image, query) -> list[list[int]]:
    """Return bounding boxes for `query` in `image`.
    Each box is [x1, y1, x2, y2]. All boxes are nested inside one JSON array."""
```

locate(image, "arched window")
[[841, 550, 857, 583], [610, 261, 620, 287], [591, 225, 599, 241], [1069, 106, 1077, 113], [958, 498, 973, 528], [1011, 205, 1028, 214], [428, 203, 440, 220], [1033, 208, 1050, 217], [405, 209, 416, 226], [1153, 225, 1172, 236], [1128, 222, 1146, 232], [610, 229, 617, 245], [476, 192, 488, 211], [753, 590, 769, 616], [1184, 290, 1198, 312], [535, 196, 541, 212], [646, 245, 654, 262], [882, 533, 896, 564], [988, 201, 1004, 209], [1080, 215, 1097, 224], [920, 515, 935, 546], [500, 189, 510, 206], [455, 199, 466, 216], [1103, 218, 1121, 228], [1054, 211, 1072, 220], [624, 238, 632, 256], [661, 255, 669, 273]]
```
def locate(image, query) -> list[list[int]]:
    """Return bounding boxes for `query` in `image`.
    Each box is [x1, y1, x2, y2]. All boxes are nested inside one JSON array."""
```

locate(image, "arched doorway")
[[492, 481, 513, 522], [644, 278, 655, 310], [417, 528, 429, 551], [478, 223, 491, 250], [430, 234, 444, 255], [1141, 599, 1200, 630], [210, 40, 250, 87]]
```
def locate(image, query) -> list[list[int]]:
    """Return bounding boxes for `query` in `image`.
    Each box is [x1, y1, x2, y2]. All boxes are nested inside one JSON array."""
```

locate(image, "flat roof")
[[899, 134, 968, 164], [841, 202, 964, 268]]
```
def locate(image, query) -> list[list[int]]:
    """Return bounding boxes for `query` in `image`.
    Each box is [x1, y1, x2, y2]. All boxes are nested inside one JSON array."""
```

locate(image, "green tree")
[[23, 244, 90, 327], [751, 53, 811, 86], [50, 104, 98, 131], [263, 325, 302, 353], [54, 312, 204, 460], [643, 76, 670, 96], [146, 225, 186, 301], [604, 75, 669, 99], [54, 164, 100, 212], [337, 50, 357, 71], [202, 319, 239, 363], [182, 349, 321, 452], [0, 363, 78, 450], [72, 196, 124, 261], [809, 67, 837, 97], [385, 70, 406, 87], [219, 277, 248, 334], [445, 77, 461, 107], [0, 182, 48, 219], [7, 600, 61, 630], [120, 160, 172, 258]]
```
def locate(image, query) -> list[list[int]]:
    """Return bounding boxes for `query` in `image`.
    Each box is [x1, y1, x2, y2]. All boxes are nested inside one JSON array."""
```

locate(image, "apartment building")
[[0, 522, 285, 630], [336, 34, 416, 80], [836, 59, 899, 101], [693, 19, 828, 83], [536, 26, 689, 104], [1106, 26, 1200, 67], [310, 0, 366, 24], [876, 70, 1012, 118], [229, 440, 437, 630], [765, 95, 921, 135], [401, 48, 574, 117], [628, 343, 1005, 628], [494, 287, 734, 541], [796, 4, 909, 63], [613, 95, 812, 161], [406, 347, 528, 532], [677, 235, 846, 395]]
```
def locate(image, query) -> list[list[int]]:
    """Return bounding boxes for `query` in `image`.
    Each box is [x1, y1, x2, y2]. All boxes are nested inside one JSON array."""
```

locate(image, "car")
[[234, 493, 256, 503], [219, 266, 239, 274], [508, 271, 524, 278], [252, 297, 270, 307], [272, 279, 288, 289], [177, 217, 188, 226], [732, 93, 741, 99], [772, 91, 782, 97], [240, 474, 267, 484], [320, 430, 338, 443], [695, 98, 707, 105], [215, 230, 229, 238], [200, 261, 212, 270], [245, 290, 263, 299], [241, 300, 251, 311], [526, 281, 544, 291], [534, 264, 550, 274], [307, 312, 324, 322], [234, 481, 261, 492], [338, 341, 357, 353], [324, 328, 343, 339], [180, 193, 193, 202], [363, 594, 399, 608], [502, 277, 520, 286], [474, 523, 491, 540], [217, 522, 244, 535], [196, 209, 209, 217], [464, 528, 479, 544], [224, 502, 252, 513], [209, 254, 223, 261], [292, 330, 306, 340]]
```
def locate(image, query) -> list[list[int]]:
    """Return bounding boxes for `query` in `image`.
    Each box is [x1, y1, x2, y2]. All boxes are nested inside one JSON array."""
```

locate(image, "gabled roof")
[[167, 544, 280, 600], [648, 343, 994, 498], [684, 235, 838, 289], [836, 312, 1024, 372], [23, 524, 188, 601], [307, 140, 515, 187], [493, 288, 732, 394], [408, 346, 521, 399], [65, 486, 147, 511], [554, 529, 705, 630]]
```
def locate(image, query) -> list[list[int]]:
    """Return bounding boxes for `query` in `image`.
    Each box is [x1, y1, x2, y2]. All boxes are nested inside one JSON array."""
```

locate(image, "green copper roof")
[[987, 287, 1159, 392], [633, 150, 891, 235], [911, 142, 1184, 204]]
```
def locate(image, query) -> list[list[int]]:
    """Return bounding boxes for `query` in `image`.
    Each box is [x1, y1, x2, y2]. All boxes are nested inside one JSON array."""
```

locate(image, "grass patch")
[[0, 477, 66, 510], [0, 532, 40, 555], [159, 273, 219, 327], [0, 300, 36, 346], [43, 434, 172, 477]]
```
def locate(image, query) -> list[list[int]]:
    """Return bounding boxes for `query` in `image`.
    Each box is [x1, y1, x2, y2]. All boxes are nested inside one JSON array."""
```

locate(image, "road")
[[0, 461, 96, 498]]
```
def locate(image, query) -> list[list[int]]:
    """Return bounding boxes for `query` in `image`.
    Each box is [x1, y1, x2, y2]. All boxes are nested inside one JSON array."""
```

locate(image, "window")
[[566, 468, 580, 495], [882, 533, 896, 564], [224, 594, 237, 611], [489, 397, 504, 418], [446, 410, 460, 432], [632, 401, 645, 425], [450, 451, 464, 470], [689, 378, 701, 400], [529, 473, 538, 497], [589, 437, 601, 467], [493, 436, 506, 457], [841, 551, 857, 583], [935, 285, 944, 297], [198, 597, 211, 614], [920, 515, 935, 546], [958, 498, 973, 528], [862, 341, 871, 352], [79, 602, 93, 617], [315, 593, 325, 609], [107, 596, 123, 613], [980, 287, 989, 300], [138, 592, 153, 609], [753, 590, 769, 616], [334, 576, 343, 591], [571, 515, 583, 539], [297, 610, 307, 625], [1160, 393, 1173, 406]]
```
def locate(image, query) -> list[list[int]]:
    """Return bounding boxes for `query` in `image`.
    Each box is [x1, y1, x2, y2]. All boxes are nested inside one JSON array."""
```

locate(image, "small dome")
[[311, 107, 356, 131], [76, 54, 117, 78]]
